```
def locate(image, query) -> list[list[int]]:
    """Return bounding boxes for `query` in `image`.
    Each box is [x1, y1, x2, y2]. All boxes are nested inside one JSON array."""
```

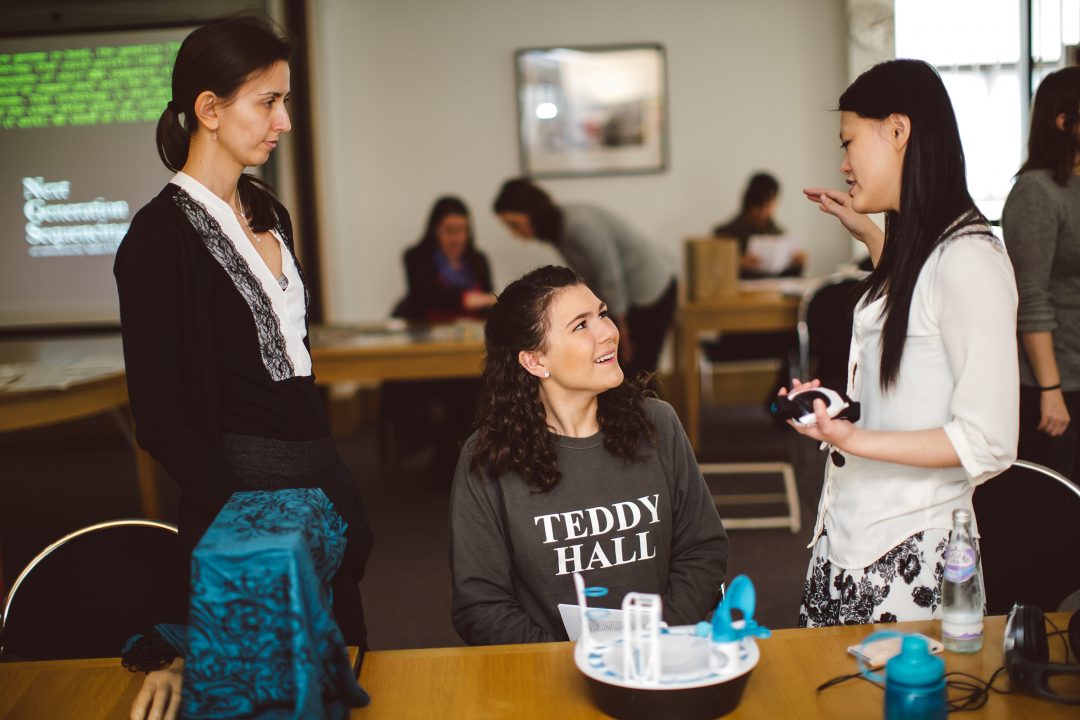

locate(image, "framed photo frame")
[[514, 43, 669, 178]]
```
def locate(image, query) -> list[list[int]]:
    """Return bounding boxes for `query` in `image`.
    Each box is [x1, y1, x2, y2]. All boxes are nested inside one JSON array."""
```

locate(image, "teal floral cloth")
[[181, 488, 369, 719]]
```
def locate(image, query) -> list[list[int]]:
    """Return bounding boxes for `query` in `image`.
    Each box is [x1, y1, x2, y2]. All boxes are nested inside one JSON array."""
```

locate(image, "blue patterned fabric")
[[181, 488, 369, 719]]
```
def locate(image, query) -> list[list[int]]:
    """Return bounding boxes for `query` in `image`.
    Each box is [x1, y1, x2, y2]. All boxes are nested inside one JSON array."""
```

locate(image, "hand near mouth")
[[802, 186, 884, 256]]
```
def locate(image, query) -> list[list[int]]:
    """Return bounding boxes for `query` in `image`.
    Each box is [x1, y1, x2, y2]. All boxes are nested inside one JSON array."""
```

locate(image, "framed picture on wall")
[[514, 43, 669, 178]]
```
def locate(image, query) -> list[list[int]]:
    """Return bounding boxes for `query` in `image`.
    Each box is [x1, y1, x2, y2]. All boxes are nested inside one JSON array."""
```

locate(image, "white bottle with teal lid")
[[941, 508, 984, 653]]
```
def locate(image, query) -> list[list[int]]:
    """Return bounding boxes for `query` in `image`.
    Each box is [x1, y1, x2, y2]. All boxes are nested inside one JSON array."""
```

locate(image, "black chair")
[[975, 460, 1080, 615], [795, 273, 864, 389], [0, 519, 187, 661]]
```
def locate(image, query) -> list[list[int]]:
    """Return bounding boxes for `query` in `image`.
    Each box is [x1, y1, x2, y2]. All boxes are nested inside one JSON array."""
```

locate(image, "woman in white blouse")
[[794, 59, 1018, 626]]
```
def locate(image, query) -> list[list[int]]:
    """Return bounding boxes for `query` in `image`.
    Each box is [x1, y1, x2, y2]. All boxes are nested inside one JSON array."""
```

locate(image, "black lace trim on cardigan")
[[172, 187, 296, 381]]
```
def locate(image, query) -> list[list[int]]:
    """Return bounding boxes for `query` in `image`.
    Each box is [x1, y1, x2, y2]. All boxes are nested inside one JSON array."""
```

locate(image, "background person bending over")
[[450, 265, 728, 645], [493, 179, 677, 380], [714, 172, 805, 278]]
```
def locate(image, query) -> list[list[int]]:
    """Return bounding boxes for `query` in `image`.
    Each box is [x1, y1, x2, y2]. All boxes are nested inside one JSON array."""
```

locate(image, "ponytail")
[[158, 13, 293, 231], [155, 101, 190, 172]]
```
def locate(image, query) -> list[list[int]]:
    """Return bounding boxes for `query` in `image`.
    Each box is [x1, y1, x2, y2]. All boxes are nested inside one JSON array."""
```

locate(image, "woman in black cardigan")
[[386, 197, 494, 477], [395, 196, 495, 321], [115, 16, 372, 719]]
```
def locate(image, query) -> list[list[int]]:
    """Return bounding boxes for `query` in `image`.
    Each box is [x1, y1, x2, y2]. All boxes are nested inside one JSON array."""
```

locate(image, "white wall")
[[309, 0, 849, 323]]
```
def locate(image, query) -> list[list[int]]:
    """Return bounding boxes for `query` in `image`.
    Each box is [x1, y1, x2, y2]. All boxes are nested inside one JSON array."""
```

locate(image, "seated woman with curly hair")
[[450, 265, 729, 645]]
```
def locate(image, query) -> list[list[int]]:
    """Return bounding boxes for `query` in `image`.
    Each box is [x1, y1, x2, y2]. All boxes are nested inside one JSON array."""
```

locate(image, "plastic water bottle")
[[941, 508, 984, 653], [884, 635, 947, 720]]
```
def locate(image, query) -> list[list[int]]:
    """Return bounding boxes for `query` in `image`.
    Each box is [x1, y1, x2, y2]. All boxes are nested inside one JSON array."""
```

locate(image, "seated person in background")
[[450, 265, 728, 645], [386, 196, 494, 478], [714, 172, 806, 278], [395, 195, 496, 322]]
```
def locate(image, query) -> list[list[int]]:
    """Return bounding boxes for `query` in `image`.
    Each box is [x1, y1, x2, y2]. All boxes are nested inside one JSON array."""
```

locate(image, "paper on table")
[[1, 356, 125, 392], [559, 603, 624, 641], [746, 234, 802, 275], [848, 633, 944, 668]]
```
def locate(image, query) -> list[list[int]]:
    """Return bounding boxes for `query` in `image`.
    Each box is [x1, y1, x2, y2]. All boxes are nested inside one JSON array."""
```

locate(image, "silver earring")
[[543, 371, 550, 378], [211, 130, 218, 141]]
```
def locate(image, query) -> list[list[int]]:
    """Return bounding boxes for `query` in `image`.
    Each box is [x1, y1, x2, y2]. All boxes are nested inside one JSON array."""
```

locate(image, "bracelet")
[[1038, 383, 1062, 392]]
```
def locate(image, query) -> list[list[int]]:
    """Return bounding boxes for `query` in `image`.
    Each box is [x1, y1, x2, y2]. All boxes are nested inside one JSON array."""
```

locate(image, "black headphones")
[[1003, 604, 1080, 704]]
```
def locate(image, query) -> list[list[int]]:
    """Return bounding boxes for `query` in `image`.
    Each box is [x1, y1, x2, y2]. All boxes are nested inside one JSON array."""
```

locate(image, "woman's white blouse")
[[809, 224, 1019, 569], [170, 171, 312, 377]]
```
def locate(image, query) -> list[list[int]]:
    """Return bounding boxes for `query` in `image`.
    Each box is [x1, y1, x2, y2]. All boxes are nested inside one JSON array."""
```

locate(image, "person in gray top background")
[[493, 179, 677, 381], [450, 266, 727, 645], [1002, 66, 1080, 478]]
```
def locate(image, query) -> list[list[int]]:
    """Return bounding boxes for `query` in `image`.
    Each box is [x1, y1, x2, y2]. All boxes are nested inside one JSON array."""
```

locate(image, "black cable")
[[815, 671, 878, 692], [944, 666, 1011, 712], [1046, 617, 1070, 663], [816, 665, 1012, 714]]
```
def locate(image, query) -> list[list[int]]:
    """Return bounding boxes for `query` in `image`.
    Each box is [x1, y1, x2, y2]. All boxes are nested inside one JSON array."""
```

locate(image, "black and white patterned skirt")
[[798, 529, 963, 627]]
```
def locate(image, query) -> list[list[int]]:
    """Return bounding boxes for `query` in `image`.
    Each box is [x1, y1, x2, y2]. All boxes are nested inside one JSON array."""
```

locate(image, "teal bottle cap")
[[886, 635, 945, 686]]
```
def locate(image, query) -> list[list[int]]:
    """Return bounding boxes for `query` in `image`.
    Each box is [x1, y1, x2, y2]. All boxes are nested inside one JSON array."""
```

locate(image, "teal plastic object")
[[711, 575, 772, 643], [857, 632, 946, 720]]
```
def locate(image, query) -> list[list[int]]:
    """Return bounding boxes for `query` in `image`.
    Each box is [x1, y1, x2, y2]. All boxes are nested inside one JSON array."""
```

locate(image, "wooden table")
[[309, 322, 484, 384], [678, 291, 799, 451], [0, 326, 485, 521], [1, 614, 1074, 719]]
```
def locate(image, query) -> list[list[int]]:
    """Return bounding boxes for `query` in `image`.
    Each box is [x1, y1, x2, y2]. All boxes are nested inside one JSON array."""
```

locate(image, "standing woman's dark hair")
[[492, 178, 563, 241], [1018, 66, 1080, 185], [156, 13, 294, 232], [418, 195, 475, 251], [470, 266, 654, 491], [841, 59, 986, 390]]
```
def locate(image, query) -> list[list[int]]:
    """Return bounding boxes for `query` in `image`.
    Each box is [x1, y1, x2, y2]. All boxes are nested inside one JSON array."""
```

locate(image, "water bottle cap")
[[952, 508, 971, 524], [886, 635, 944, 686]]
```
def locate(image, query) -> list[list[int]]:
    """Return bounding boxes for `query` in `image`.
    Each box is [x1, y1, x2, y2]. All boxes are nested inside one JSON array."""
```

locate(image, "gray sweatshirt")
[[1002, 170, 1080, 390], [556, 204, 676, 317], [449, 398, 728, 646]]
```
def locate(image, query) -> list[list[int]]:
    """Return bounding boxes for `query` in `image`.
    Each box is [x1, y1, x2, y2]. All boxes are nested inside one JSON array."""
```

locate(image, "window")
[[895, 0, 1079, 220]]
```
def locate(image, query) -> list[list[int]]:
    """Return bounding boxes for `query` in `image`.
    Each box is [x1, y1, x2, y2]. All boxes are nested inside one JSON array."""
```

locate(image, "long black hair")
[[156, 13, 294, 232], [471, 266, 655, 492], [492, 178, 564, 243], [741, 172, 780, 213], [416, 195, 476, 253], [841, 59, 985, 391], [1018, 67, 1080, 186]]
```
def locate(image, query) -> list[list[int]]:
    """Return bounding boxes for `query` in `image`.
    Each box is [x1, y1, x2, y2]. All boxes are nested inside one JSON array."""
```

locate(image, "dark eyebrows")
[[563, 302, 607, 329]]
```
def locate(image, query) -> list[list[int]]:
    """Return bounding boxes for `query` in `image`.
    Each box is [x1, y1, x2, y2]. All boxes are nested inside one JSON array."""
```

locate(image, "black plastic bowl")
[[582, 669, 754, 720]]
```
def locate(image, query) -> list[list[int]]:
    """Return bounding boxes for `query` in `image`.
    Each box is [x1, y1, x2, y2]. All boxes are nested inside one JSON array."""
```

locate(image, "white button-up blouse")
[[809, 222, 1019, 569]]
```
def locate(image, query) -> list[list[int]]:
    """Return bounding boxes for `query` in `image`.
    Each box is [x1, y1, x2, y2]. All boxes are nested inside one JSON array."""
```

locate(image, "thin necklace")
[[233, 195, 261, 243]]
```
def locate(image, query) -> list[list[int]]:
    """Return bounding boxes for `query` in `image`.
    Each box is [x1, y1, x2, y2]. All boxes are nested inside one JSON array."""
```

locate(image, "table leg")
[[134, 447, 162, 520], [679, 319, 702, 452], [111, 408, 163, 520]]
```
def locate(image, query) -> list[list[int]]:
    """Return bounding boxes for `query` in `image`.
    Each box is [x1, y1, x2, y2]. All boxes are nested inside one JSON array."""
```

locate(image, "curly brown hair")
[[470, 265, 656, 492]]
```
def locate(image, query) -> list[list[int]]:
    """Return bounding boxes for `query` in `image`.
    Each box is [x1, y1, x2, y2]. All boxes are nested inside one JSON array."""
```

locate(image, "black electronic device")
[[1003, 604, 1080, 704], [770, 386, 861, 427]]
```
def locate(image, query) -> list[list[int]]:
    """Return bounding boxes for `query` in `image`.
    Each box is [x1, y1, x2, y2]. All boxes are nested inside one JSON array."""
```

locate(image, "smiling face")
[[524, 283, 622, 398], [212, 60, 292, 168], [839, 110, 907, 214]]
